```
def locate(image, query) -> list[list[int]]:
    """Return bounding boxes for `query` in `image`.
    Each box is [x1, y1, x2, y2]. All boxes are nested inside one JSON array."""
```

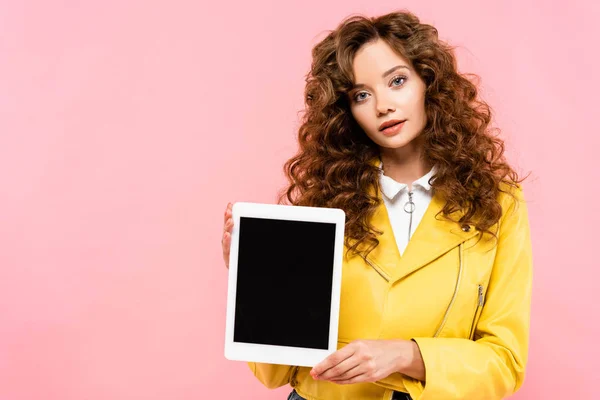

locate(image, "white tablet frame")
[[224, 201, 346, 367]]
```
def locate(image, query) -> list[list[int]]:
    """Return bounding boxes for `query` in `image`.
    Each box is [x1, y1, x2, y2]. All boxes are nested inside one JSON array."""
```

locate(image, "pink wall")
[[1, 0, 597, 399]]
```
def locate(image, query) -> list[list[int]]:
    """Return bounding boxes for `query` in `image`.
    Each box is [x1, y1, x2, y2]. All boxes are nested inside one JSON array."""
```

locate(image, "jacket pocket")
[[431, 242, 465, 338], [468, 284, 485, 340]]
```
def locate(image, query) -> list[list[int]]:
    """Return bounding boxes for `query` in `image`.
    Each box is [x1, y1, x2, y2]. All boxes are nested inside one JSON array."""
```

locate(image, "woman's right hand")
[[222, 202, 233, 269]]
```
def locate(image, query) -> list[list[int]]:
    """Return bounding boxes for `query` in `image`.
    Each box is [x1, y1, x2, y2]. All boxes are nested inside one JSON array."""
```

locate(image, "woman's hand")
[[222, 202, 233, 269], [310, 339, 424, 384]]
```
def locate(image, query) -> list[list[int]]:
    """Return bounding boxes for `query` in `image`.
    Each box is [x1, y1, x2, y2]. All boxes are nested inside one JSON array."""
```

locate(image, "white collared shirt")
[[378, 161, 437, 257]]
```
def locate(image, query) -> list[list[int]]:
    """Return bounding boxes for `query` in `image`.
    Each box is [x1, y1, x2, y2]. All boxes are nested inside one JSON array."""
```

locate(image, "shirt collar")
[[378, 161, 437, 201]]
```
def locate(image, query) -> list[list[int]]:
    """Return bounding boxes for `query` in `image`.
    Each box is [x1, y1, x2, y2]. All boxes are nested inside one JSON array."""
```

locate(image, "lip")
[[379, 120, 406, 136], [379, 119, 406, 131]]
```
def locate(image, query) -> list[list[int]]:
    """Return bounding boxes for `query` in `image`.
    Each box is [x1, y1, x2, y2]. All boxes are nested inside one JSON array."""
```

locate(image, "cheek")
[[410, 90, 427, 121], [414, 104, 427, 127], [351, 107, 373, 133]]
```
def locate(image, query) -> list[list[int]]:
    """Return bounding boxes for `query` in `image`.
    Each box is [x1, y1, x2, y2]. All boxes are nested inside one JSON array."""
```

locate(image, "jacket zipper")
[[407, 190, 414, 240], [290, 366, 300, 387], [433, 242, 464, 337], [469, 284, 485, 340]]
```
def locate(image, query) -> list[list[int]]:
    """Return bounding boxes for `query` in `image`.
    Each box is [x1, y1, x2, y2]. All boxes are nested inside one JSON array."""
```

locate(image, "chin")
[[375, 134, 415, 149]]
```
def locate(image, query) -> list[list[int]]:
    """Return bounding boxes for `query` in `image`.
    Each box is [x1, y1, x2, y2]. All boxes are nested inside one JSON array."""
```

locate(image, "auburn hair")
[[277, 10, 529, 260]]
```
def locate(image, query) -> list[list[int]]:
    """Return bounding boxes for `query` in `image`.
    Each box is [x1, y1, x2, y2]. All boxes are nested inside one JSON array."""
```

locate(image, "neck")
[[379, 137, 432, 186]]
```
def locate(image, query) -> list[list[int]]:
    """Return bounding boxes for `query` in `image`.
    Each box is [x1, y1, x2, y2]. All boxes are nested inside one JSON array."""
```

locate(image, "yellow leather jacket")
[[248, 165, 533, 400]]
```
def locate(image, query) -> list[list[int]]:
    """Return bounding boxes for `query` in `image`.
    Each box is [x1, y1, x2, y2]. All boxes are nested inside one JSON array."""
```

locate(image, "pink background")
[[1, 0, 597, 399]]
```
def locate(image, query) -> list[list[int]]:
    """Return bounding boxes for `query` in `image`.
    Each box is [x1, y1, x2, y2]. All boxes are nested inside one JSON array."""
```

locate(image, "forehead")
[[352, 40, 411, 78]]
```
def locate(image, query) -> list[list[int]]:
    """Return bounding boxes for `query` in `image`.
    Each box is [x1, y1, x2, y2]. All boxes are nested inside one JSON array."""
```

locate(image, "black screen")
[[233, 216, 336, 350]]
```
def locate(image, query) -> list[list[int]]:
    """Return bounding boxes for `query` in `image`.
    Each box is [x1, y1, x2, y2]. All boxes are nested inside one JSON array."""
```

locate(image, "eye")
[[352, 75, 407, 104], [353, 92, 368, 102], [391, 75, 407, 86]]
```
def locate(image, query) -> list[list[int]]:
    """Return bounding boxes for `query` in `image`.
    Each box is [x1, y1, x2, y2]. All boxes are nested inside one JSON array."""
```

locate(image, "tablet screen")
[[233, 216, 337, 350]]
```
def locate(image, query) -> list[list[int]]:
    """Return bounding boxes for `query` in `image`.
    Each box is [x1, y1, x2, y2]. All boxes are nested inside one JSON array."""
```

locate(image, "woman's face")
[[348, 39, 427, 150]]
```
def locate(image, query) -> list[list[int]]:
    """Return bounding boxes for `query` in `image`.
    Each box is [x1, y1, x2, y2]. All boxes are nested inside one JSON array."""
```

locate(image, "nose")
[[376, 96, 396, 116]]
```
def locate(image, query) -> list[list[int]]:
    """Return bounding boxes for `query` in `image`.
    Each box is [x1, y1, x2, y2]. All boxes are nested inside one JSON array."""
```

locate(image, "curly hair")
[[277, 9, 529, 260]]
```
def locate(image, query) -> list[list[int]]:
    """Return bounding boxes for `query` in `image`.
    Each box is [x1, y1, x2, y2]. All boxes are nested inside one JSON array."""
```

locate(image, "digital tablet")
[[224, 202, 346, 367]]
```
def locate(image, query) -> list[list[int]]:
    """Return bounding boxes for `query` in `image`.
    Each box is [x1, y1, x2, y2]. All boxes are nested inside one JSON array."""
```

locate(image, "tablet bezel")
[[224, 201, 345, 367]]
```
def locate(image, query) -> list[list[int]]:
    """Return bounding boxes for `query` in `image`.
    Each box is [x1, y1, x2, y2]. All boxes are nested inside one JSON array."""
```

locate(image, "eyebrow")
[[352, 65, 410, 90]]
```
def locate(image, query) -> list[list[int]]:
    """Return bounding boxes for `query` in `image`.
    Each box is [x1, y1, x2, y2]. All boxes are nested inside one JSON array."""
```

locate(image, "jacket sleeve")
[[247, 362, 295, 389], [376, 185, 533, 400]]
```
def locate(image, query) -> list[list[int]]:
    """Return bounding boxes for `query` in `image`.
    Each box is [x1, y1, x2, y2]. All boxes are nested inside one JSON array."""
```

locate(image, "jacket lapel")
[[363, 158, 479, 283]]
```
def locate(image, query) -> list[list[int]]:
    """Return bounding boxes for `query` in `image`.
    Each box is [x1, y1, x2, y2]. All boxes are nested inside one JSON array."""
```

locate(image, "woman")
[[221, 9, 532, 400]]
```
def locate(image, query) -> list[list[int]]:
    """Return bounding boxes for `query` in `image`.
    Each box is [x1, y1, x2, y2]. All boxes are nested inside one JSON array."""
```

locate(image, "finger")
[[330, 372, 371, 385], [223, 218, 233, 234], [222, 232, 231, 268], [222, 230, 232, 250], [311, 345, 356, 377], [328, 363, 364, 382], [316, 355, 361, 381], [223, 202, 232, 224], [222, 230, 230, 246]]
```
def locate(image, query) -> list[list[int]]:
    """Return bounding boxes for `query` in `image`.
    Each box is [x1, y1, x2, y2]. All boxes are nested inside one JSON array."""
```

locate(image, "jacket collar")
[[360, 157, 478, 284], [378, 160, 437, 200]]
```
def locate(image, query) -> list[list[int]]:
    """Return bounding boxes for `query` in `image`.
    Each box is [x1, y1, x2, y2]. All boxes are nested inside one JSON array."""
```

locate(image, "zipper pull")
[[403, 190, 415, 213], [478, 285, 484, 306]]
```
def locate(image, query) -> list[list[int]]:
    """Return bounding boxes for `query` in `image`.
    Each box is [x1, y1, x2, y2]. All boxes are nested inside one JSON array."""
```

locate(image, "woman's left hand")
[[310, 339, 415, 385]]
